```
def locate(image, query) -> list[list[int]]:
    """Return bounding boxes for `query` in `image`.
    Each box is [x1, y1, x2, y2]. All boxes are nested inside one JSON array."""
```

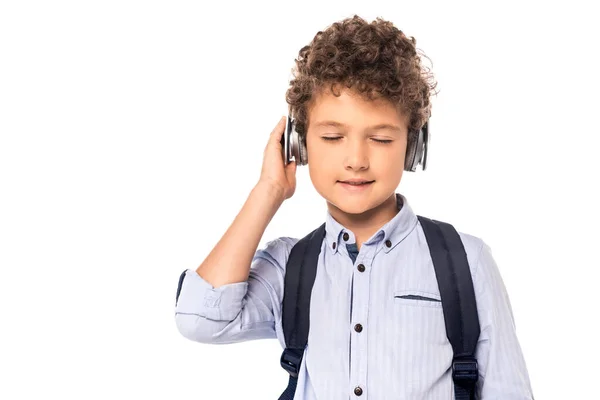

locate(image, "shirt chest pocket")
[[386, 287, 452, 369], [391, 288, 449, 347], [393, 289, 443, 308]]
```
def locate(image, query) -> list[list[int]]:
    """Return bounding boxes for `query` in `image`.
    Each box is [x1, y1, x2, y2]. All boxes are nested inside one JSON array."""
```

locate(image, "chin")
[[324, 183, 382, 214]]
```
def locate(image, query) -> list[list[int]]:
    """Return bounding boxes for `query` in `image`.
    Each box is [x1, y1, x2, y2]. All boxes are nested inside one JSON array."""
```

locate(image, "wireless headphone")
[[281, 115, 429, 172]]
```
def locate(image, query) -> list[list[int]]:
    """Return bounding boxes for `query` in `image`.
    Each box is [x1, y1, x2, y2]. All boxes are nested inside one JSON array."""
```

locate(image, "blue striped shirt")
[[174, 193, 534, 399]]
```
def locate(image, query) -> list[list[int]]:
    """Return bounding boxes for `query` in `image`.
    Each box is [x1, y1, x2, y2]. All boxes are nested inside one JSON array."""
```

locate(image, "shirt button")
[[354, 323, 363, 333], [385, 239, 392, 248], [354, 386, 363, 396], [332, 242, 336, 249], [343, 232, 349, 241], [357, 264, 365, 272]]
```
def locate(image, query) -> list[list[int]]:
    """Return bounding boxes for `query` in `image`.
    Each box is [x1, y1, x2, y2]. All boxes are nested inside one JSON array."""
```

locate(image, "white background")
[[1, 0, 598, 399]]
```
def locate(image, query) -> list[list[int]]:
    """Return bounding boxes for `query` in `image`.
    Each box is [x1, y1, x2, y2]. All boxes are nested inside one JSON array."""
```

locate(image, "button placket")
[[350, 249, 371, 400]]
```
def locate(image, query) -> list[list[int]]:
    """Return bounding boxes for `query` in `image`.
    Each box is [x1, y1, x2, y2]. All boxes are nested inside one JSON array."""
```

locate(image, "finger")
[[270, 116, 286, 139], [264, 117, 284, 150], [285, 160, 297, 181], [286, 159, 297, 171]]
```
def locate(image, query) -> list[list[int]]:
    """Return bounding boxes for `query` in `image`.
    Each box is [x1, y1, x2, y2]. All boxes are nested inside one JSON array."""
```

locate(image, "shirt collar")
[[324, 193, 418, 255]]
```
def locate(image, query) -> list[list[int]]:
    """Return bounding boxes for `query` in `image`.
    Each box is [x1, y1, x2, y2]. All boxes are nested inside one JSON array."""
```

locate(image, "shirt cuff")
[[175, 269, 249, 321]]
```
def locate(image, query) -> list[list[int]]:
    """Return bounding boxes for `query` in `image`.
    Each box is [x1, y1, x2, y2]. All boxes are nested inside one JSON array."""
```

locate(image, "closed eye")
[[321, 137, 393, 144]]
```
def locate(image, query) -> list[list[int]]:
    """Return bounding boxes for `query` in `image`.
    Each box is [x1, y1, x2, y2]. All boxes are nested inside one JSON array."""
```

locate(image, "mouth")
[[338, 180, 374, 185], [337, 180, 374, 191]]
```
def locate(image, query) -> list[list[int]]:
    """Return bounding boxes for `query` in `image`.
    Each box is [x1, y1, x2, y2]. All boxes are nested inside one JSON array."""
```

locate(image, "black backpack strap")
[[417, 215, 481, 400], [277, 218, 479, 399], [278, 223, 326, 400]]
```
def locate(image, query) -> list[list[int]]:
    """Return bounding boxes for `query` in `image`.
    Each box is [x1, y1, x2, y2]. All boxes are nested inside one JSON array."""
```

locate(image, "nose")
[[344, 139, 369, 171]]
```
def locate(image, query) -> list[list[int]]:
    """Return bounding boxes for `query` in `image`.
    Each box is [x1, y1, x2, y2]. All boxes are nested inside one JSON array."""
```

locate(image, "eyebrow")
[[313, 120, 403, 133]]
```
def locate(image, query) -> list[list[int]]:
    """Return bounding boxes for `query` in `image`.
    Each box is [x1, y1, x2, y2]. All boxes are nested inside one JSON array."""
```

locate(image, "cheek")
[[307, 142, 330, 163], [309, 154, 334, 174], [372, 154, 405, 179]]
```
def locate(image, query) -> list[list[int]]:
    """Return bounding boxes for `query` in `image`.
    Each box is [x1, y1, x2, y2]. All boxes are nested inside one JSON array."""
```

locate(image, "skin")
[[305, 86, 410, 250]]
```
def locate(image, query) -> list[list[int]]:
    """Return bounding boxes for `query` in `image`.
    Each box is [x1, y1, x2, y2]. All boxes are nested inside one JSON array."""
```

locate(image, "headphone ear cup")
[[290, 119, 308, 166], [290, 124, 308, 166], [404, 131, 418, 172], [299, 135, 308, 165], [404, 122, 428, 172]]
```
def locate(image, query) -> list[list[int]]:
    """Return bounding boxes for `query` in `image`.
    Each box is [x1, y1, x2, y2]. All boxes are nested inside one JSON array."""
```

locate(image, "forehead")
[[307, 87, 407, 129]]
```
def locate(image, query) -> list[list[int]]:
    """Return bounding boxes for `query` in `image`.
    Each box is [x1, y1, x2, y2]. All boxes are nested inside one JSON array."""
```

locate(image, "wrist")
[[254, 181, 286, 203]]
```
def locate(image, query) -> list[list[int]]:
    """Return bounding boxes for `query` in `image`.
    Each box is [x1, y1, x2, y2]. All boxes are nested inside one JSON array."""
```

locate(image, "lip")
[[338, 181, 374, 192], [339, 179, 374, 184]]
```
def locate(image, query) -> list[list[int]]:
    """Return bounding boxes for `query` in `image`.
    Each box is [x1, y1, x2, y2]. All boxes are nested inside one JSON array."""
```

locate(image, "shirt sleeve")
[[174, 237, 297, 345], [473, 240, 535, 399]]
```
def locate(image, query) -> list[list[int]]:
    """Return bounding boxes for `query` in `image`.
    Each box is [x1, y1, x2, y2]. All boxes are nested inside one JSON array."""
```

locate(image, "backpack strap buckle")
[[280, 348, 303, 378], [452, 356, 479, 385]]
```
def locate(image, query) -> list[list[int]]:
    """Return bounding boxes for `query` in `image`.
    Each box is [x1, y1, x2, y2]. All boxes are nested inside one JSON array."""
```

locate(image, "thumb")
[[285, 159, 297, 180]]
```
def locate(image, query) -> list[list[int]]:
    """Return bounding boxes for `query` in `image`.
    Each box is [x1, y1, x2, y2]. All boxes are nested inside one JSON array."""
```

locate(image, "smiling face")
[[305, 86, 409, 226]]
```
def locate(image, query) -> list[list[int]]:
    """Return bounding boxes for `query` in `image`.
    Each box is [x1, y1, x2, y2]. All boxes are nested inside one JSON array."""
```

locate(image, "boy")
[[174, 15, 534, 399]]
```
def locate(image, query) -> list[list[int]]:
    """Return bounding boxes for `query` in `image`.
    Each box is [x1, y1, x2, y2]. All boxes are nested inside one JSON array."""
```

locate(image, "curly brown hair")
[[286, 15, 438, 150]]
